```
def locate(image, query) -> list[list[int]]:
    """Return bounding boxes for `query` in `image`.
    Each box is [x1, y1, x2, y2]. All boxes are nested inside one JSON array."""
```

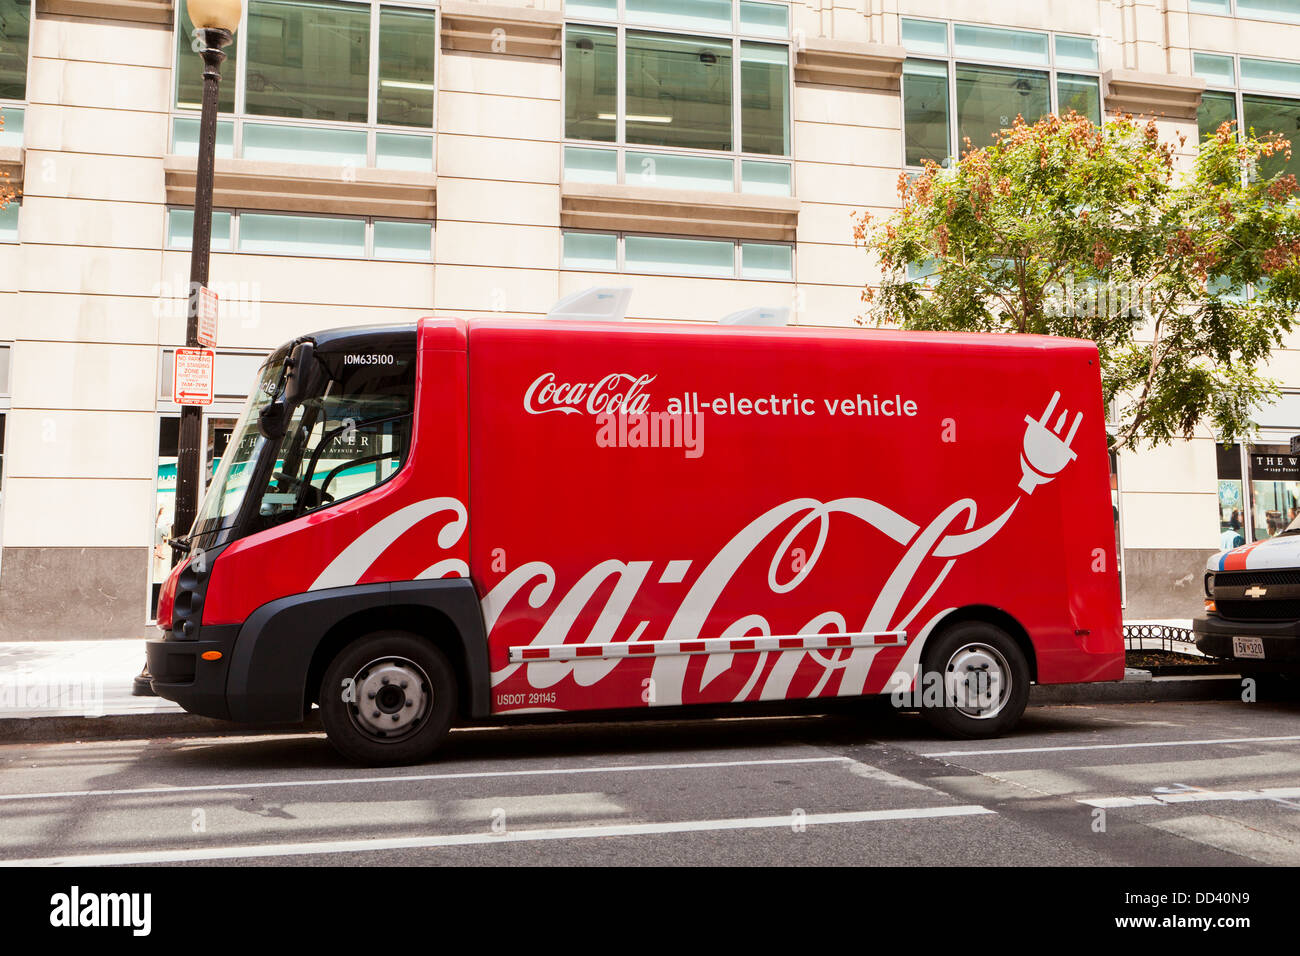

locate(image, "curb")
[[0, 674, 1254, 743], [0, 710, 322, 744], [1030, 673, 1244, 705]]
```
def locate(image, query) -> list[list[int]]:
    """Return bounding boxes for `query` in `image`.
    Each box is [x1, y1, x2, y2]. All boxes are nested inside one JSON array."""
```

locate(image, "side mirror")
[[257, 398, 290, 440], [285, 340, 316, 406]]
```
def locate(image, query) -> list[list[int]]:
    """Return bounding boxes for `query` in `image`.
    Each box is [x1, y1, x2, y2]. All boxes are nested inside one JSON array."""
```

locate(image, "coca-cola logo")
[[524, 372, 655, 416]]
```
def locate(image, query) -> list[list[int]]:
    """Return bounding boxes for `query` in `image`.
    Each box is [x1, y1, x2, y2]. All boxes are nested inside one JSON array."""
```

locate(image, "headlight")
[[1205, 571, 1215, 598]]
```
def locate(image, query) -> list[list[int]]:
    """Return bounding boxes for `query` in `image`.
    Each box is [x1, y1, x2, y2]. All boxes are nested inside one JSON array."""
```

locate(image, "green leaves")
[[857, 113, 1300, 452]]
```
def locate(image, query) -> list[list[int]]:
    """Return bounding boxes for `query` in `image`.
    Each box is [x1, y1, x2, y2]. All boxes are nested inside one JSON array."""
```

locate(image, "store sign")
[[173, 348, 215, 406], [1291, 434, 1300, 456], [197, 287, 218, 349], [1250, 453, 1300, 481]]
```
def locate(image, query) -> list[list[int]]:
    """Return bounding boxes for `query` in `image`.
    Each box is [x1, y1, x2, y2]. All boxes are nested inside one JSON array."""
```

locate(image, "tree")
[[854, 111, 1300, 453]]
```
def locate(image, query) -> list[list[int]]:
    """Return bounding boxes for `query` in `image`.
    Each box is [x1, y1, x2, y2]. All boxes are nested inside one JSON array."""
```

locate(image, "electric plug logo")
[[1019, 391, 1083, 495]]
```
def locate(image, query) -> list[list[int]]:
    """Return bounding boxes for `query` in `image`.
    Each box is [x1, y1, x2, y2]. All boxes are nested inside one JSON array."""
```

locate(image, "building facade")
[[0, 0, 1298, 639]]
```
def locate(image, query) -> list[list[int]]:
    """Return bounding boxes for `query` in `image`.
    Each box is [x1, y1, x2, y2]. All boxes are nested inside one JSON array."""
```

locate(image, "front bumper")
[[1193, 613, 1300, 664], [146, 625, 241, 720]]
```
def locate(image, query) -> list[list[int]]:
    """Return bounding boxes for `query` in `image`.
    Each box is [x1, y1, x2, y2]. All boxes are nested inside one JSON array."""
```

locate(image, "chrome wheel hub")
[[349, 657, 431, 739], [943, 643, 1011, 719]]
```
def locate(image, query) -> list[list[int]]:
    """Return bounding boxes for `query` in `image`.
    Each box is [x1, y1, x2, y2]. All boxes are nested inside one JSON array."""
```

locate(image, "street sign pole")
[[173, 27, 233, 563]]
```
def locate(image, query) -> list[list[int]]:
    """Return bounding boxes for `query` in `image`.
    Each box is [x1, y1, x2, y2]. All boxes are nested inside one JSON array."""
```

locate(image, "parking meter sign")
[[174, 348, 215, 406], [197, 286, 218, 348]]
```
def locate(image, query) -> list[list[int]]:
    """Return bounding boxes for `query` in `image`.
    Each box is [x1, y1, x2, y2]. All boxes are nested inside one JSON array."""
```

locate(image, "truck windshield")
[[245, 346, 416, 533], [191, 357, 286, 540]]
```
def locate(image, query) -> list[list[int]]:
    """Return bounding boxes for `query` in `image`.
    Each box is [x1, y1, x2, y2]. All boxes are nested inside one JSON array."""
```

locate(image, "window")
[[562, 229, 793, 279], [165, 208, 432, 260], [901, 19, 1101, 167], [564, 0, 792, 195], [0, 0, 30, 102], [1191, 0, 1300, 23], [0, 198, 16, 242], [243, 348, 416, 532], [1194, 52, 1300, 179], [172, 0, 436, 171]]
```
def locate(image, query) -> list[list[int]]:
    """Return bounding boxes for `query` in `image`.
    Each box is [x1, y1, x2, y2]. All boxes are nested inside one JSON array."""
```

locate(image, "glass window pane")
[[1243, 94, 1300, 178], [626, 31, 732, 151], [566, 25, 617, 143], [567, 0, 617, 18], [626, 0, 732, 32], [1193, 52, 1236, 86], [562, 231, 617, 269], [175, 2, 236, 112], [953, 24, 1049, 67], [0, 105, 22, 148], [374, 220, 432, 260], [741, 42, 789, 156], [376, 132, 434, 171], [1190, 0, 1231, 11], [1240, 56, 1300, 95], [239, 213, 366, 256], [1238, 0, 1300, 23], [1057, 73, 1101, 125], [741, 159, 791, 195], [903, 59, 950, 166], [625, 235, 733, 277], [242, 122, 368, 165], [171, 117, 236, 158], [0, 199, 17, 242], [564, 146, 619, 183], [167, 209, 233, 251], [1248, 444, 1300, 541], [1198, 90, 1237, 143], [956, 64, 1050, 154], [740, 2, 789, 38], [627, 150, 732, 189], [0, 0, 29, 100], [740, 242, 792, 279], [378, 7, 436, 128], [246, 0, 370, 122], [1054, 35, 1099, 71], [901, 18, 947, 56]]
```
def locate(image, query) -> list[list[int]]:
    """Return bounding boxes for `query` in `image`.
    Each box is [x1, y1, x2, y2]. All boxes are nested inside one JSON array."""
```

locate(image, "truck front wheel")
[[918, 621, 1030, 739], [319, 631, 457, 765]]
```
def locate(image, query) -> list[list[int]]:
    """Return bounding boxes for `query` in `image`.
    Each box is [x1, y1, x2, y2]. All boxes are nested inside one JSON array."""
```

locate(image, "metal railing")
[[1123, 623, 1199, 655]]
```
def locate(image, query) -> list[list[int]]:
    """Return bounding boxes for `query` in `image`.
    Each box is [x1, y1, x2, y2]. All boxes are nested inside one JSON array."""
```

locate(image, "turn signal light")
[[201, 650, 223, 661], [1204, 600, 1216, 612]]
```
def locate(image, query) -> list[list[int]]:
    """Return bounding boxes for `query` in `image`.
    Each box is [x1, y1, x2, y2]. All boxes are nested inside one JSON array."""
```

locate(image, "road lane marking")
[[1080, 786, 1300, 809], [922, 734, 1300, 758], [0, 804, 996, 866], [0, 756, 853, 803]]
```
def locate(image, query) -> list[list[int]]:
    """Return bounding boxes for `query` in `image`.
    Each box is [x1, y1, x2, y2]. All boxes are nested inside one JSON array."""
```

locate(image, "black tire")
[[319, 630, 457, 765], [918, 620, 1030, 739]]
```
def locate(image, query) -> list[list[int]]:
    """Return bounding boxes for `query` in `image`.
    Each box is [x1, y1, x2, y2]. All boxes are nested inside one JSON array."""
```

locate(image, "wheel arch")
[[928, 605, 1038, 683]]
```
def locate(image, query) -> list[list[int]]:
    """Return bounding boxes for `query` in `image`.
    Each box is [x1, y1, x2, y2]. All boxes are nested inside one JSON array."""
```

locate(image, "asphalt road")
[[1, 696, 1298, 866]]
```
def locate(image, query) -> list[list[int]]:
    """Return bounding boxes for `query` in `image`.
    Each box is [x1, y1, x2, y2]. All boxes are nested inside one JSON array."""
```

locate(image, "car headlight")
[[1205, 571, 1215, 598]]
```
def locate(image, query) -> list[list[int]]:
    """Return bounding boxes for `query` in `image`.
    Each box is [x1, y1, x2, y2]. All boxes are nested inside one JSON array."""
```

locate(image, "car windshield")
[[191, 357, 286, 539], [1281, 514, 1300, 535]]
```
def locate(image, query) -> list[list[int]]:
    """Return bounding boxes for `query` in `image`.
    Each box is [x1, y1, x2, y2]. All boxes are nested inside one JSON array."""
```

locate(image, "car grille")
[[1213, 568, 1300, 588], [1215, 599, 1300, 621]]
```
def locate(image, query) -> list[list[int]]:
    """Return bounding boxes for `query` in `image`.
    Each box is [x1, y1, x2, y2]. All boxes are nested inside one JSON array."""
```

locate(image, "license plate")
[[1233, 636, 1266, 659]]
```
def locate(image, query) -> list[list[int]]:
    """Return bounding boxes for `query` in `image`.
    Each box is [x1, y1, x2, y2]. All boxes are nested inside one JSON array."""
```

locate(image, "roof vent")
[[719, 306, 790, 327], [546, 287, 633, 322]]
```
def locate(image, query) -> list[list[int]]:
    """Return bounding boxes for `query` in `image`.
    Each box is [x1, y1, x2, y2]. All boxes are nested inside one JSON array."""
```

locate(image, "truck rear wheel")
[[319, 631, 457, 765], [918, 621, 1029, 739]]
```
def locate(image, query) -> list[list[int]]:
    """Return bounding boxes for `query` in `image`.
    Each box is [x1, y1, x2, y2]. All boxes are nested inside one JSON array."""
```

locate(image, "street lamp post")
[[173, 0, 242, 558]]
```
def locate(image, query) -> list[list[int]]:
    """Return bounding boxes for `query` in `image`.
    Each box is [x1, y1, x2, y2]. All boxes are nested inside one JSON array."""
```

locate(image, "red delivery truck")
[[147, 317, 1123, 764]]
